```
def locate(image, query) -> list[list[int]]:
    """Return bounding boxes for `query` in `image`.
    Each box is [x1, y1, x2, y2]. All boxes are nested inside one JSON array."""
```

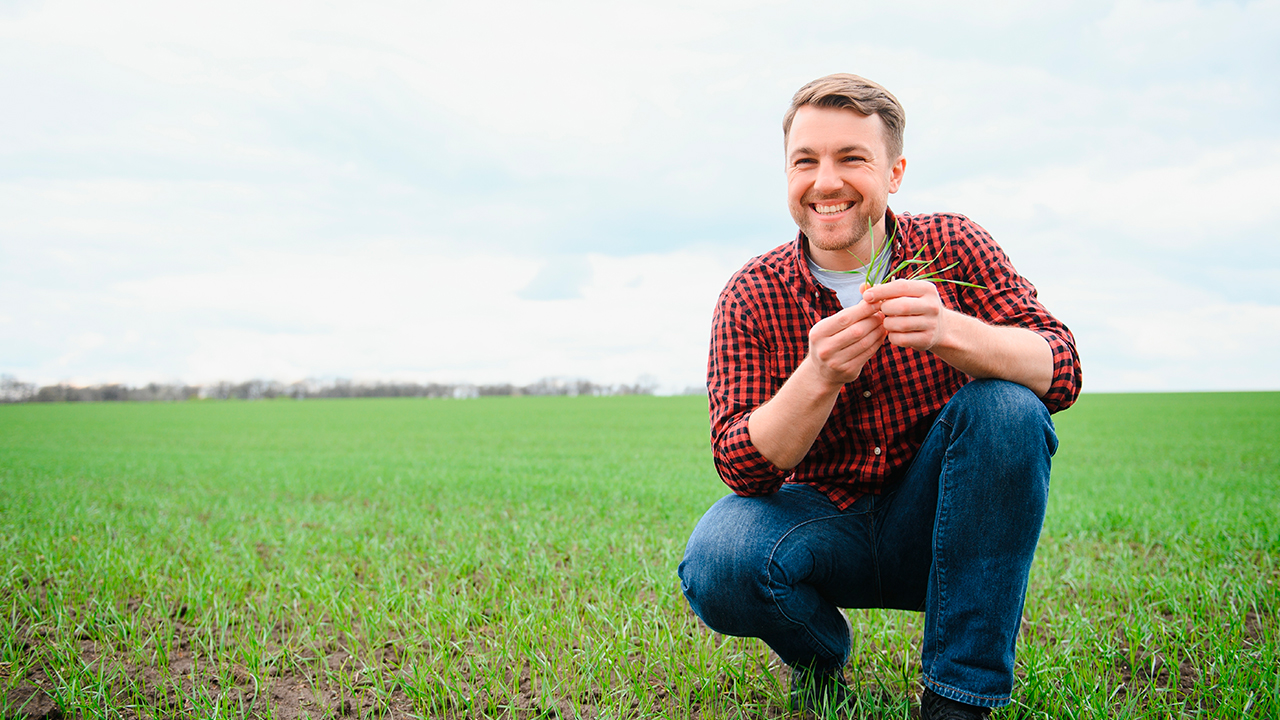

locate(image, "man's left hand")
[[861, 279, 949, 351], [863, 278, 1055, 397]]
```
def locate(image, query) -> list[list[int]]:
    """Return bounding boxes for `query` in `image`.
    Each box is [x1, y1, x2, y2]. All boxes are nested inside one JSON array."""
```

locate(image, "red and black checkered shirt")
[[708, 210, 1082, 509]]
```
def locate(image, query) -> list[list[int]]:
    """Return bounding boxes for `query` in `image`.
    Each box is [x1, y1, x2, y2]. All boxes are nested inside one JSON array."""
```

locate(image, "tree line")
[[0, 375, 663, 403]]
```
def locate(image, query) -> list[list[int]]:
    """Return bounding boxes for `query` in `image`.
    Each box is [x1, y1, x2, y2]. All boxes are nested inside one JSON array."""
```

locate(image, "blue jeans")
[[678, 379, 1057, 708]]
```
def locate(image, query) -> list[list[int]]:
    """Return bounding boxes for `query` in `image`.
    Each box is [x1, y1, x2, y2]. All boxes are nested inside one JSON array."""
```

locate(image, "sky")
[[2, 0, 1278, 394]]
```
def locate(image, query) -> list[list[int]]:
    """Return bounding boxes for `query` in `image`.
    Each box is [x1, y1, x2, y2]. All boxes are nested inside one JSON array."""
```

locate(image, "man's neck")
[[805, 217, 890, 272]]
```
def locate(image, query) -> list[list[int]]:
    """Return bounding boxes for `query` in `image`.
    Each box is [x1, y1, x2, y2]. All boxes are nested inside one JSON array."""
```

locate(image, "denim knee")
[[945, 379, 1057, 456], [678, 497, 769, 635]]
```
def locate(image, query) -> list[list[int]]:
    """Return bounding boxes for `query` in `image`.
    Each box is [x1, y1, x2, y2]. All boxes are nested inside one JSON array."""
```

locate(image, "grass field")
[[1, 392, 1277, 718]]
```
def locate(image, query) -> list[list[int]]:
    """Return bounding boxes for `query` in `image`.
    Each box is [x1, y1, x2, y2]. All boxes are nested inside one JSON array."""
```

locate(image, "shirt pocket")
[[768, 346, 803, 394]]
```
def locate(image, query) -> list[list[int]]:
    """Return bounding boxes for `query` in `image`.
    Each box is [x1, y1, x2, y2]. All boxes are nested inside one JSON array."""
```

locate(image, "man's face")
[[785, 105, 906, 270]]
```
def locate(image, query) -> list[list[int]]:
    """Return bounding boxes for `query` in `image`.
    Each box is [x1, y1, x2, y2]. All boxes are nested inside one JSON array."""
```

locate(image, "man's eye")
[[843, 156, 866, 163]]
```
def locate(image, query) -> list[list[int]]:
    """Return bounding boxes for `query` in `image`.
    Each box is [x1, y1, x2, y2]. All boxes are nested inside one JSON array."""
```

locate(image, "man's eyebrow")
[[788, 144, 873, 159]]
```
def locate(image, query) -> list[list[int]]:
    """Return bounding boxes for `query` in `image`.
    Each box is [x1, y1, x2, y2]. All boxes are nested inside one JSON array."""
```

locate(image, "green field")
[[1, 393, 1277, 718]]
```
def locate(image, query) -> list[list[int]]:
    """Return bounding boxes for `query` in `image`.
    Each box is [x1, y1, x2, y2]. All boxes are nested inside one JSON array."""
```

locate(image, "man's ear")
[[888, 155, 907, 194]]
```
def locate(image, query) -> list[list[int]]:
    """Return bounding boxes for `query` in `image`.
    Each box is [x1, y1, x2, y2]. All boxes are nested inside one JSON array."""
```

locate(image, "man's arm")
[[862, 279, 1053, 397], [747, 300, 886, 470]]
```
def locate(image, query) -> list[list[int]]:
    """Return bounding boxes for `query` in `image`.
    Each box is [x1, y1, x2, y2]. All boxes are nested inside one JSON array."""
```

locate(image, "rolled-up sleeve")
[[947, 215, 1083, 413], [1031, 326, 1081, 413], [707, 278, 793, 495]]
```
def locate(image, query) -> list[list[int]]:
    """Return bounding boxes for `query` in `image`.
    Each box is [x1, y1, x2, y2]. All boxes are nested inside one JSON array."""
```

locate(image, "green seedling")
[[833, 217, 986, 289]]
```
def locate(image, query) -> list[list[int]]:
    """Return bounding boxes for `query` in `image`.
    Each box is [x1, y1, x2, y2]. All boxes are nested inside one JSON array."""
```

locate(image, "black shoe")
[[789, 667, 854, 716], [920, 688, 991, 720]]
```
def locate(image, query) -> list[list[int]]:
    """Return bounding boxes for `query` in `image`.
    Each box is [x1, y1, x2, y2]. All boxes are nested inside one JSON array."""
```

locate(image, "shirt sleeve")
[[706, 274, 794, 495], [947, 216, 1083, 413]]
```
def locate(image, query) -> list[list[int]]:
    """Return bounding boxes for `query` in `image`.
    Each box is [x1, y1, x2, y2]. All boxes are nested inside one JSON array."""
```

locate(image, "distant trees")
[[0, 375, 667, 403], [1, 375, 36, 402], [27, 382, 201, 403]]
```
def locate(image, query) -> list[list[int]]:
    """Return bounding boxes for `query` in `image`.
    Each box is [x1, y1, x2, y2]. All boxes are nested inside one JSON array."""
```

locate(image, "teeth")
[[815, 202, 851, 215]]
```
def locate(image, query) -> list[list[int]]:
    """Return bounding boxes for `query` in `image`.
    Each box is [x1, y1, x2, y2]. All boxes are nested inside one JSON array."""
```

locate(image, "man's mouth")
[[812, 201, 852, 216]]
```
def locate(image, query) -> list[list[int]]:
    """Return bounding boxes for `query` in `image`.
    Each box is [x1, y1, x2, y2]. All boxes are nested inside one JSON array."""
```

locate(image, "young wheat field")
[[1, 392, 1277, 718]]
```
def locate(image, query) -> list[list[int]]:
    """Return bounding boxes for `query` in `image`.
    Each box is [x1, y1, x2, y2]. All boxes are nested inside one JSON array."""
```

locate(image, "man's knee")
[[680, 499, 753, 586], [947, 379, 1057, 454], [679, 495, 776, 634]]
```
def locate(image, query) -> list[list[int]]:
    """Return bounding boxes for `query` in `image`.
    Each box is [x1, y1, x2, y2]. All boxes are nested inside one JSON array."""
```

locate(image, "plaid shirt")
[[708, 210, 1081, 509]]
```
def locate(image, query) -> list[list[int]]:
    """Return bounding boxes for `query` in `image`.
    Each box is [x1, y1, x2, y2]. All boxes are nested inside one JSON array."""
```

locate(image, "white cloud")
[[1052, 270, 1280, 393], [911, 140, 1280, 253], [1, 0, 1277, 391], [4, 242, 747, 392]]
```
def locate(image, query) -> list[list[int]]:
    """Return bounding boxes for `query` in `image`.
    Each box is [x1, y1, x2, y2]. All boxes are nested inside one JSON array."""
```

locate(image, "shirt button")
[[862, 390, 871, 398], [874, 446, 882, 455]]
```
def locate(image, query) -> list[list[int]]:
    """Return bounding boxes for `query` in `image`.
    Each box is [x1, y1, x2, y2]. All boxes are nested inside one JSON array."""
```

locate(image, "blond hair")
[[783, 73, 905, 159]]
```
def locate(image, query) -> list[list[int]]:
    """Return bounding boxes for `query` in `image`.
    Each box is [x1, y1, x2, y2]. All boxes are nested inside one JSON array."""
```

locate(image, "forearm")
[[932, 309, 1054, 397], [747, 357, 843, 471]]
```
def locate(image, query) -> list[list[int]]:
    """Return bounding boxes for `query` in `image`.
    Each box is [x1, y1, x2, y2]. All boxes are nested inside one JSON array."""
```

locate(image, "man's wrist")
[[799, 354, 853, 397], [929, 307, 963, 354]]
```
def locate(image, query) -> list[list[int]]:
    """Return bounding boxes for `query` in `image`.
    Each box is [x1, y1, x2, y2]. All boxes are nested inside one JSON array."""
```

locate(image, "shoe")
[[789, 667, 854, 716], [920, 688, 991, 719]]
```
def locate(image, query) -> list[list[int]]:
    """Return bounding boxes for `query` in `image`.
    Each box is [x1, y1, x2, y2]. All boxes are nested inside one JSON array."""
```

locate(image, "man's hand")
[[806, 300, 888, 387], [861, 279, 947, 351], [748, 301, 885, 470], [862, 279, 1054, 397]]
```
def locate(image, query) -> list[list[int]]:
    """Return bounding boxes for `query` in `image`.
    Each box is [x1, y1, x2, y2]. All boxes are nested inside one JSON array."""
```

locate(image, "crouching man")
[[678, 73, 1082, 718]]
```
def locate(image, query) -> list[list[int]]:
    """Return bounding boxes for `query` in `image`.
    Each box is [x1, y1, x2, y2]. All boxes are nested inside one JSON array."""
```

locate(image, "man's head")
[[783, 73, 905, 161], [783, 74, 908, 270]]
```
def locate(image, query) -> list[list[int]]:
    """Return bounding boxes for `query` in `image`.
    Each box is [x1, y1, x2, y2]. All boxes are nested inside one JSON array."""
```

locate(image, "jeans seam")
[[920, 674, 1009, 706], [931, 417, 954, 664], [764, 512, 853, 663], [869, 508, 884, 606]]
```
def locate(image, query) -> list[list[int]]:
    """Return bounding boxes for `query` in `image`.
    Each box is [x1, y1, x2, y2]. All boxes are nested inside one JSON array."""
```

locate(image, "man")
[[678, 73, 1081, 719]]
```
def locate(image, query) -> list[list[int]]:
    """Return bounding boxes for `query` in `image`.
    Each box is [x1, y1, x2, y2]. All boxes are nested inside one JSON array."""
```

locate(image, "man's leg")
[[678, 483, 878, 675], [877, 379, 1058, 708]]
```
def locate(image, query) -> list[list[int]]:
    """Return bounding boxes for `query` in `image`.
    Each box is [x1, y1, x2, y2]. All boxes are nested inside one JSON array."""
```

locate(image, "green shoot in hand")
[[838, 218, 986, 289]]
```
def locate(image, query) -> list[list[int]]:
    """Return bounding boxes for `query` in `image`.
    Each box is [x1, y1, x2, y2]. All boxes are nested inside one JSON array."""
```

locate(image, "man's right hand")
[[748, 300, 885, 471], [805, 300, 887, 388]]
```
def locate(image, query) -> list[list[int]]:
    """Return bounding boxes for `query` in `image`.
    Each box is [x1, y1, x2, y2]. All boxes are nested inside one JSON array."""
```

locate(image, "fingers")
[[861, 279, 933, 304], [807, 304, 886, 384], [865, 280, 941, 323], [881, 311, 933, 335], [832, 316, 886, 359], [857, 280, 946, 351], [817, 324, 885, 378], [882, 302, 948, 351], [815, 299, 880, 331], [809, 302, 880, 345], [812, 313, 883, 359], [814, 303, 883, 344], [878, 296, 933, 319]]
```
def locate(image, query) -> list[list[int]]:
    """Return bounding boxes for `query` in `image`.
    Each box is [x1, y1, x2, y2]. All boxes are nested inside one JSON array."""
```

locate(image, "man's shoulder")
[[893, 211, 1008, 268], [897, 210, 986, 238], [723, 239, 800, 294]]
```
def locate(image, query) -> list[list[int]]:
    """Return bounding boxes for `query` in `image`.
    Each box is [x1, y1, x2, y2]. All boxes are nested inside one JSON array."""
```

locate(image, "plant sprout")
[[838, 218, 986, 289]]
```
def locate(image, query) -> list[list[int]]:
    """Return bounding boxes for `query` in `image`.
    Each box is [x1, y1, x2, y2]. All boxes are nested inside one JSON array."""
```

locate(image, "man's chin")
[[805, 229, 862, 254]]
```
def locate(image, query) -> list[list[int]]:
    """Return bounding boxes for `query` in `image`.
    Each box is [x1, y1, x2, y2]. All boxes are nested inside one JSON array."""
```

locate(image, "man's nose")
[[814, 160, 842, 193]]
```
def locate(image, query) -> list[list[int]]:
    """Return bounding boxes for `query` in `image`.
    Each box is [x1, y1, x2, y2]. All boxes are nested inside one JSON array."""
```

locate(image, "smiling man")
[[678, 74, 1082, 718]]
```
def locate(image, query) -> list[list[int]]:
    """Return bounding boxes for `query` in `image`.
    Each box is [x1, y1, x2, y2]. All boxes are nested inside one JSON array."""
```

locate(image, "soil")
[[4, 657, 418, 719], [4, 610, 705, 720], [8, 599, 1269, 718]]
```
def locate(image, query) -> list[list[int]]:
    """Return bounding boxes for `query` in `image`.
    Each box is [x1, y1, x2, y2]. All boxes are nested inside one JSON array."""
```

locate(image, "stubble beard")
[[796, 199, 883, 264]]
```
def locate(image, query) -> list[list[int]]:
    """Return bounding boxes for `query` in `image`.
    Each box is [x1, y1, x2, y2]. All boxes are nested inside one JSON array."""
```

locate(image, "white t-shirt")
[[807, 254, 886, 308]]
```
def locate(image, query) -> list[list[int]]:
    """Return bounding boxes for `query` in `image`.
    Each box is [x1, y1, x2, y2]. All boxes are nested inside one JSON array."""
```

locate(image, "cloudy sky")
[[2, 0, 1277, 394]]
